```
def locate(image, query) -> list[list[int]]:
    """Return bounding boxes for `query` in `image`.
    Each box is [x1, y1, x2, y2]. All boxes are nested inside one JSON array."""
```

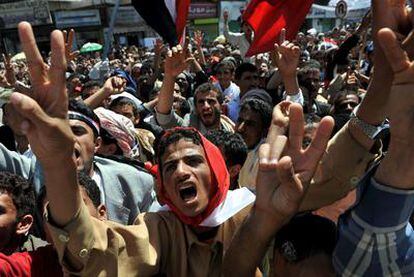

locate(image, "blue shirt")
[[333, 166, 414, 276]]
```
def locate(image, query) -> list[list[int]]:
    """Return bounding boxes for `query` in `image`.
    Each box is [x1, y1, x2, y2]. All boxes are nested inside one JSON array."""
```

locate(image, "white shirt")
[[223, 24, 253, 63], [92, 169, 105, 205]]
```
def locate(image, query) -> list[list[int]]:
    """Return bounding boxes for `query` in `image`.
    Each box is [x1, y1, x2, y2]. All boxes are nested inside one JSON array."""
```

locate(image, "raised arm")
[[298, 0, 414, 211], [150, 38, 165, 85], [334, 26, 414, 276], [156, 44, 192, 114], [222, 10, 241, 46], [83, 76, 126, 108], [271, 29, 303, 104], [193, 30, 206, 66], [11, 22, 80, 227]]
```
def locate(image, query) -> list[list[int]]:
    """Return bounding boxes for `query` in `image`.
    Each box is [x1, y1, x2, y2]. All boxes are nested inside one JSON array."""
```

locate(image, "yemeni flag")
[[132, 0, 190, 46], [243, 0, 314, 57]]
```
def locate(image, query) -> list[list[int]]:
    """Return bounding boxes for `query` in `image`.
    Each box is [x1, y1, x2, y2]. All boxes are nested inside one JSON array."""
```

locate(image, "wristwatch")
[[349, 116, 385, 139]]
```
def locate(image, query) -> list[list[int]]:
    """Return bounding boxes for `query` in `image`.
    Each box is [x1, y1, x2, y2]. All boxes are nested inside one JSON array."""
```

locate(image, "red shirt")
[[0, 246, 63, 277]]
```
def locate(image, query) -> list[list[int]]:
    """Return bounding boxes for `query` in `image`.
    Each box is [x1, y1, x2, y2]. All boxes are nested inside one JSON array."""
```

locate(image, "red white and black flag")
[[132, 0, 190, 46], [243, 0, 314, 57]]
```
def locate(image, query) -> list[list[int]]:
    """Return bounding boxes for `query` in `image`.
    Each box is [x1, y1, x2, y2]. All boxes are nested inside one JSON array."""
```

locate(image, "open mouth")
[[179, 185, 197, 202], [202, 112, 213, 120]]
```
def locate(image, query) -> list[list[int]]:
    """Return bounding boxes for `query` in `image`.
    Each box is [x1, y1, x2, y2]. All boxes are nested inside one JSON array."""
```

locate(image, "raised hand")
[[223, 10, 229, 22], [154, 38, 165, 56], [254, 101, 297, 223], [374, 26, 414, 190], [102, 76, 126, 95], [271, 29, 300, 77], [193, 30, 204, 48], [2, 53, 16, 87], [266, 101, 292, 140], [284, 104, 334, 185], [62, 29, 79, 63], [164, 44, 193, 78], [9, 22, 74, 165], [378, 28, 414, 137]]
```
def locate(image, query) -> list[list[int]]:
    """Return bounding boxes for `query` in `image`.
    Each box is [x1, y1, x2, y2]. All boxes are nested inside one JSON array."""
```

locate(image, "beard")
[[201, 107, 221, 128], [77, 156, 94, 176]]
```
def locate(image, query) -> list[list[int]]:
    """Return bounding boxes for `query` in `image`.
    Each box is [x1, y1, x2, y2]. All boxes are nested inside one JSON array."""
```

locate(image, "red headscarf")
[[156, 127, 230, 226]]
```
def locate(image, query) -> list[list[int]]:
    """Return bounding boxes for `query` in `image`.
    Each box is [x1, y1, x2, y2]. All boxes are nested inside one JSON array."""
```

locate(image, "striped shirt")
[[333, 167, 414, 276]]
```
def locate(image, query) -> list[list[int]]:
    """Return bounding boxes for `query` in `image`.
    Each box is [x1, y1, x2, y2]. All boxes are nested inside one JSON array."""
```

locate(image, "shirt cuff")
[[155, 108, 174, 125], [284, 89, 304, 106], [352, 176, 414, 232], [45, 202, 95, 273]]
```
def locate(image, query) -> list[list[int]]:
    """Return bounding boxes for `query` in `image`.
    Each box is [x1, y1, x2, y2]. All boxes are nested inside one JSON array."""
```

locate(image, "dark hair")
[[68, 99, 101, 139], [274, 213, 337, 263], [109, 96, 139, 117], [82, 80, 101, 91], [175, 99, 191, 117], [155, 129, 202, 173], [81, 80, 101, 98], [205, 130, 247, 167], [99, 128, 123, 156], [0, 172, 35, 221], [67, 73, 86, 83], [78, 171, 101, 208], [298, 60, 321, 78], [332, 91, 359, 108], [240, 99, 272, 132], [235, 63, 257, 80], [216, 61, 235, 73], [194, 82, 224, 105]]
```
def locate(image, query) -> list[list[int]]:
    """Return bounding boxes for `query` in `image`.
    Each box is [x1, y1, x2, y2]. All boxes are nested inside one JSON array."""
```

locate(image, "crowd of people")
[[0, 0, 413, 276]]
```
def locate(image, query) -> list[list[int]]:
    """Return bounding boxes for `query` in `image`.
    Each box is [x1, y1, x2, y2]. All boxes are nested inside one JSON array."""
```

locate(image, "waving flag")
[[243, 0, 314, 57], [132, 0, 190, 46]]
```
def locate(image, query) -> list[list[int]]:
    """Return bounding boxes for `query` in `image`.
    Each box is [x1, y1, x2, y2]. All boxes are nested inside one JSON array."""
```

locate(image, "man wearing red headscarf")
[[42, 126, 257, 276]]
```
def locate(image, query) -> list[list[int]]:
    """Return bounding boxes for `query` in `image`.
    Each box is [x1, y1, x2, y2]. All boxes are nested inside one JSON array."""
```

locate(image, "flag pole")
[[103, 0, 121, 59]]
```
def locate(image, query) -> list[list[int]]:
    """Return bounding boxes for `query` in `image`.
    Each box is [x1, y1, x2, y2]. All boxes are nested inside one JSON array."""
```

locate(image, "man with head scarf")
[[94, 107, 139, 159], [29, 119, 262, 275], [95, 107, 155, 162]]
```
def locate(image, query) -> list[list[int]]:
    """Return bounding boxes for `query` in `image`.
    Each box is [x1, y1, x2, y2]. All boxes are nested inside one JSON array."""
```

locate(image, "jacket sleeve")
[[46, 203, 159, 276], [155, 109, 185, 129], [325, 34, 360, 82], [299, 122, 377, 211], [0, 143, 37, 183], [333, 170, 414, 276]]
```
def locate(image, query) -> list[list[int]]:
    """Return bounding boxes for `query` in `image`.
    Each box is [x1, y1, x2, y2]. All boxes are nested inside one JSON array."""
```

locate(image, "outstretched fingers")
[[49, 30, 67, 91], [279, 28, 286, 45], [288, 103, 305, 151], [18, 22, 47, 88]]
